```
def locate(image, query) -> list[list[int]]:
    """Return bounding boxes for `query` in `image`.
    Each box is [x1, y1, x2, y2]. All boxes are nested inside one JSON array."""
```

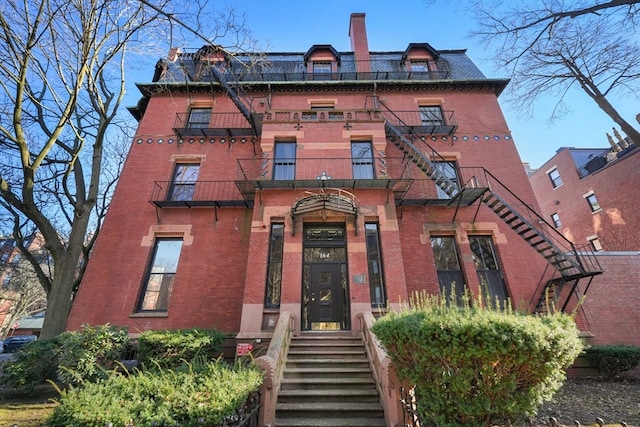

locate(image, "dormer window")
[[410, 61, 429, 72], [313, 62, 332, 74], [402, 43, 446, 79], [304, 45, 340, 81]]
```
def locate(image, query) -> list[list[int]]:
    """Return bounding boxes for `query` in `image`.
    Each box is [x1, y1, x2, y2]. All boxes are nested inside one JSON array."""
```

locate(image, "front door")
[[308, 264, 344, 329], [302, 225, 350, 331]]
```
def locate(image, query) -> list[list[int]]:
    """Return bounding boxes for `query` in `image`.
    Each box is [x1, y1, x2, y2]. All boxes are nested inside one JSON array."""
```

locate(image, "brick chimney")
[[349, 13, 371, 72]]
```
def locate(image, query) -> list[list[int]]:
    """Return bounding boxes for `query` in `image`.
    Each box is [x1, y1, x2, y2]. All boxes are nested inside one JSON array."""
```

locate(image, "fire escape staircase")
[[192, 46, 263, 136], [379, 101, 602, 313]]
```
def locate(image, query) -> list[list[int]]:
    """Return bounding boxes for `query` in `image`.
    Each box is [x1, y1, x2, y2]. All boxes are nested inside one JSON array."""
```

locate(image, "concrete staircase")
[[274, 335, 386, 427]]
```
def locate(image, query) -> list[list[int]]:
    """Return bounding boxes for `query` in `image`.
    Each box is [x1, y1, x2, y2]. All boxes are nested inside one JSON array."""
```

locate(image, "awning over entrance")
[[291, 189, 359, 233]]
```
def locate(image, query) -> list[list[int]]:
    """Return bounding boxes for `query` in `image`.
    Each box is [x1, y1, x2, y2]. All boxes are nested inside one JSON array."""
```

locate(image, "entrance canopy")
[[291, 189, 359, 233]]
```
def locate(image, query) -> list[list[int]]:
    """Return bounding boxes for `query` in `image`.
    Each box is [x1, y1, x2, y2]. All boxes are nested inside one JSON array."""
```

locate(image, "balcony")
[[150, 180, 254, 208], [177, 56, 451, 82], [263, 109, 382, 124], [236, 157, 411, 195], [173, 112, 262, 139], [383, 110, 457, 136]]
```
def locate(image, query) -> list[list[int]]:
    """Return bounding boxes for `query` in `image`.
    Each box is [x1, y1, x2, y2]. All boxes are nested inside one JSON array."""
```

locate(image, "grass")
[[0, 402, 57, 427]]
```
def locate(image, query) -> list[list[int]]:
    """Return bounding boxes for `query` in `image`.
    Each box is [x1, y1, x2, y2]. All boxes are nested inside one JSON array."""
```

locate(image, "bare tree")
[[0, 256, 48, 337], [473, 0, 640, 144], [0, 0, 260, 339]]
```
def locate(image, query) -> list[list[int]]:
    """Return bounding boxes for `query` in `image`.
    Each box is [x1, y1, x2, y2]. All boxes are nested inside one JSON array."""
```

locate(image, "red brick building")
[[67, 14, 601, 342], [530, 140, 640, 346], [530, 142, 639, 252]]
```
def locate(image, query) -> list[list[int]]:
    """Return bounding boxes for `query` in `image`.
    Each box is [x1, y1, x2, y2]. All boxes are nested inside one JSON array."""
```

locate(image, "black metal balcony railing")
[[151, 180, 254, 208], [173, 112, 260, 138], [178, 56, 451, 82], [383, 110, 457, 136], [236, 157, 416, 199]]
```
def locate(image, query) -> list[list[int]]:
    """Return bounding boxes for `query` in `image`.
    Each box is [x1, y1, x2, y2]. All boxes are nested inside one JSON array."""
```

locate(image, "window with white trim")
[[548, 168, 563, 188], [551, 213, 562, 228], [588, 236, 603, 252], [585, 193, 601, 212]]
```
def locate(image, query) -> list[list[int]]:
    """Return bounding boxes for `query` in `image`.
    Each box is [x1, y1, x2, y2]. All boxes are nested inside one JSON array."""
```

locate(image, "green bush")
[[371, 292, 583, 427], [584, 345, 640, 378], [1, 324, 129, 389], [137, 328, 226, 369], [47, 361, 263, 427], [55, 324, 130, 386], [0, 338, 59, 390]]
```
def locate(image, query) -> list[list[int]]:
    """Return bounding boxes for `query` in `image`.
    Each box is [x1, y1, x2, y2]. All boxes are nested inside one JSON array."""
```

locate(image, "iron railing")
[[173, 112, 259, 138], [150, 180, 253, 208], [400, 387, 421, 427], [383, 109, 457, 136], [457, 167, 601, 276], [219, 390, 261, 427], [175, 52, 451, 81]]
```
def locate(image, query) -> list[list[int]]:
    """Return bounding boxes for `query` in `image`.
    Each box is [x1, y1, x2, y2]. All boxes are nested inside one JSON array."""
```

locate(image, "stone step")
[[283, 367, 373, 378], [287, 349, 367, 360], [285, 358, 369, 369], [275, 335, 385, 425], [280, 377, 377, 391], [277, 388, 380, 403], [274, 417, 386, 427], [275, 402, 384, 419]]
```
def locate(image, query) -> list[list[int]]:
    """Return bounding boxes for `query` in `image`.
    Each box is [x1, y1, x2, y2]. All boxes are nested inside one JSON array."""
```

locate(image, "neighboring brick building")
[[530, 141, 639, 252], [67, 14, 601, 343], [529, 138, 640, 346]]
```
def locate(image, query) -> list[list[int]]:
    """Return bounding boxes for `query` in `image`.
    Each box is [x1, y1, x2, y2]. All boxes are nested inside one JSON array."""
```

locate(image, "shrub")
[[584, 345, 640, 378], [55, 324, 130, 386], [47, 361, 263, 427], [137, 328, 226, 369], [1, 324, 129, 390], [371, 292, 583, 427], [1, 338, 59, 390]]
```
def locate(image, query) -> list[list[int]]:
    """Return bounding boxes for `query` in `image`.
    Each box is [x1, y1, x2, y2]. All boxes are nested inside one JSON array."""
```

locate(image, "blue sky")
[[132, 0, 638, 169]]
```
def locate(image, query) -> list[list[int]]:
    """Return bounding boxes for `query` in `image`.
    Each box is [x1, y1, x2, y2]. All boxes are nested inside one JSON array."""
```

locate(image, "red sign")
[[235, 343, 254, 356]]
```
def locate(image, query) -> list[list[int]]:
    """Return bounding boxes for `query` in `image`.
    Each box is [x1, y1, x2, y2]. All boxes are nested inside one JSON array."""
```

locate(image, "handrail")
[[254, 312, 295, 427], [462, 168, 577, 257], [461, 167, 602, 276], [358, 312, 405, 427], [376, 100, 450, 164]]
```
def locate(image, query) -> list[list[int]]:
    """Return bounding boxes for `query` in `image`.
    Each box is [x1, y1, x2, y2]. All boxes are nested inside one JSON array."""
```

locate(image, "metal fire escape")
[[378, 100, 602, 313], [191, 45, 263, 137], [186, 45, 602, 313]]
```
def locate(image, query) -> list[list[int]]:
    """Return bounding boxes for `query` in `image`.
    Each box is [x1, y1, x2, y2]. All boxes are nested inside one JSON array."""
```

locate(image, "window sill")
[[591, 208, 602, 214], [130, 311, 169, 318]]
